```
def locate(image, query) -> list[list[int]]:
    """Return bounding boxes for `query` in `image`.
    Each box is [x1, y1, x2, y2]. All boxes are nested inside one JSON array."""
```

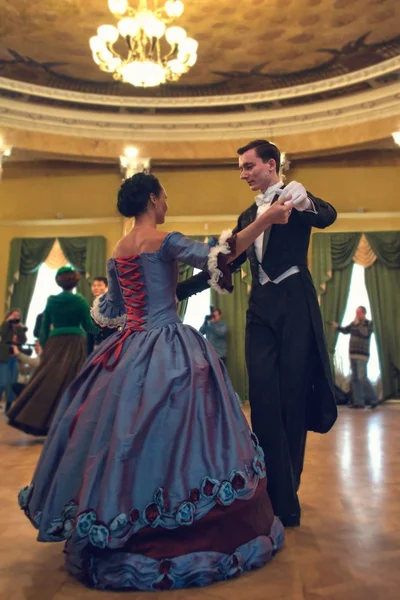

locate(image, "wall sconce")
[[119, 146, 151, 179], [119, 146, 151, 235], [0, 137, 12, 181], [392, 132, 400, 146]]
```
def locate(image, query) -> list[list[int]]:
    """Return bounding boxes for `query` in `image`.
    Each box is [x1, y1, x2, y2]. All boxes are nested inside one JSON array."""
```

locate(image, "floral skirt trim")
[[19, 430, 267, 549], [65, 517, 285, 591]]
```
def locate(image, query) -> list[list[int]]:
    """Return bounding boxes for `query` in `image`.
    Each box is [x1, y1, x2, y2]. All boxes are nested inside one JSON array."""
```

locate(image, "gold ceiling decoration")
[[89, 0, 198, 87], [1, 0, 400, 98]]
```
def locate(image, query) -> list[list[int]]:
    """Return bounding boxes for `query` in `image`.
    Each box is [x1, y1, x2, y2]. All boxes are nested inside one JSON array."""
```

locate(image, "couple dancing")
[[18, 140, 337, 591]]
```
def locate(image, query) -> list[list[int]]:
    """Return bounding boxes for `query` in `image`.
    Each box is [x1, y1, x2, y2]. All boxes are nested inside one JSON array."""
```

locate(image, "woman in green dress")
[[8, 266, 98, 436]]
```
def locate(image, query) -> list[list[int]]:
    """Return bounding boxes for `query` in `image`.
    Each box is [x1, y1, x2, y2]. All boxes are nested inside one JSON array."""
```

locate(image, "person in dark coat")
[[176, 140, 337, 527], [0, 308, 27, 410]]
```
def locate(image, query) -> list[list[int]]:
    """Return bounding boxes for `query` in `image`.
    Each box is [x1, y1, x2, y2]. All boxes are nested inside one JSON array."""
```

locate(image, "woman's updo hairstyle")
[[117, 172, 162, 218]]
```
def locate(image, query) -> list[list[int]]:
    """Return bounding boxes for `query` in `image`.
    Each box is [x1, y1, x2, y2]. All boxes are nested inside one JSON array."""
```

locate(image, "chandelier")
[[89, 0, 198, 88]]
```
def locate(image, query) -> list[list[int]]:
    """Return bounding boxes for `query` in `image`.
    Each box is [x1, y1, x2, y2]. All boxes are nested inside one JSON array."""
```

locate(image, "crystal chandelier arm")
[[156, 38, 161, 63], [163, 42, 179, 61], [126, 34, 138, 57], [105, 41, 121, 58], [148, 37, 158, 58]]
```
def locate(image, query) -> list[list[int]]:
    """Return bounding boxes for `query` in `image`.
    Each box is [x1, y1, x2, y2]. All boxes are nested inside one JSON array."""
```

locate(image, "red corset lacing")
[[70, 257, 146, 437], [92, 256, 147, 372]]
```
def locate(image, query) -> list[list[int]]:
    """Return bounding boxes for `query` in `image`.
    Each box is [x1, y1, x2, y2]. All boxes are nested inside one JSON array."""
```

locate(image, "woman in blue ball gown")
[[18, 173, 293, 591]]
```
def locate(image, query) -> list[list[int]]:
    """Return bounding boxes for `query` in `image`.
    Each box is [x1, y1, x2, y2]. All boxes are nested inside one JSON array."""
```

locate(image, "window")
[[25, 262, 72, 343], [335, 263, 380, 382], [183, 269, 211, 331]]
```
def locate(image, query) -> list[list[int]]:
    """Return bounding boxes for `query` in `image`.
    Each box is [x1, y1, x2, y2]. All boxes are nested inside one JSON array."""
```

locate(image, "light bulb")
[[124, 146, 138, 158], [186, 52, 197, 67], [97, 24, 120, 44], [392, 132, 400, 146], [118, 17, 139, 38], [108, 0, 128, 15], [167, 59, 186, 74], [99, 48, 115, 63], [107, 57, 122, 72], [122, 61, 166, 87], [136, 10, 153, 28], [165, 1, 184, 17], [165, 26, 187, 46], [143, 16, 166, 39], [179, 37, 198, 55], [92, 52, 102, 65], [89, 36, 106, 53]]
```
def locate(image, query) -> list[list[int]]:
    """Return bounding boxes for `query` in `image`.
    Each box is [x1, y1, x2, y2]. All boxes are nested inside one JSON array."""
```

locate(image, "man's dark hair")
[[358, 306, 367, 314], [93, 277, 108, 286], [213, 308, 222, 316], [237, 139, 281, 174]]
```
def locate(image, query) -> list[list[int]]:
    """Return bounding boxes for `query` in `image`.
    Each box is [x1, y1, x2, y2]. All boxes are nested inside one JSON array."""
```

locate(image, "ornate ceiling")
[[0, 0, 400, 160], [1, 0, 400, 99]]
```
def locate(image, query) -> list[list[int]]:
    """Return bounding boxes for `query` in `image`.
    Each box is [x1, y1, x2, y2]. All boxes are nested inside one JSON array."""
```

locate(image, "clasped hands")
[[278, 181, 311, 212]]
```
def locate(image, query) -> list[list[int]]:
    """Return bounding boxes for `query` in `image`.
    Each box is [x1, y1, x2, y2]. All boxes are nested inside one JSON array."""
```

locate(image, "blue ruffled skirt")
[[18, 324, 284, 590]]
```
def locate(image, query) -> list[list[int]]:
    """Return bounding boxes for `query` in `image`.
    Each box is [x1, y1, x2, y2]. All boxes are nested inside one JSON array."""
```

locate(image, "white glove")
[[280, 181, 312, 212]]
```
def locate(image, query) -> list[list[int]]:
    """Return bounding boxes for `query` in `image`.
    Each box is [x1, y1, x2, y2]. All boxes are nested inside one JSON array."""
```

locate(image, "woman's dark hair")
[[56, 271, 80, 291], [237, 139, 281, 174], [117, 172, 162, 218]]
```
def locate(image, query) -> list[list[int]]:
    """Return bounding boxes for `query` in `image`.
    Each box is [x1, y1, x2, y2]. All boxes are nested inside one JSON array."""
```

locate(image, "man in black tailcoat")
[[176, 140, 338, 527]]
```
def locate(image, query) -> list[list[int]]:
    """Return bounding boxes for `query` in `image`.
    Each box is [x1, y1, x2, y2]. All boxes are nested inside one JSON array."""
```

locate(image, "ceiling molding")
[[0, 56, 399, 109], [1, 82, 399, 141]]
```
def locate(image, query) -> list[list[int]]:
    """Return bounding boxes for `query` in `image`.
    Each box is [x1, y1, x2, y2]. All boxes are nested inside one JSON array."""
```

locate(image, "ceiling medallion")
[[89, 0, 198, 88]]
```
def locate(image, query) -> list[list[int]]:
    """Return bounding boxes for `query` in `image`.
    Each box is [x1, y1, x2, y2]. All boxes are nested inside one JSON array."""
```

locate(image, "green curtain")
[[321, 264, 354, 367], [312, 234, 332, 297], [364, 232, 400, 399], [312, 232, 361, 370], [8, 238, 55, 321], [312, 232, 361, 295], [211, 263, 250, 402], [59, 237, 106, 304], [331, 233, 362, 269]]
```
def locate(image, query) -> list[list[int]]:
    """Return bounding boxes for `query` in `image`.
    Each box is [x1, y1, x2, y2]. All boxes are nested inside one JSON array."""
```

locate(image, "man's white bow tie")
[[255, 189, 279, 207]]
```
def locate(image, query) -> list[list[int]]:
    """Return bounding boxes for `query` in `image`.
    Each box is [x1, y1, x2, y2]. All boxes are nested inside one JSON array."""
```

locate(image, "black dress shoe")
[[278, 514, 300, 527]]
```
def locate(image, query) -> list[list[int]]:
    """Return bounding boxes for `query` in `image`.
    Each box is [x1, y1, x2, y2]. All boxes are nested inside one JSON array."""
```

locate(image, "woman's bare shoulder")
[[112, 230, 169, 258]]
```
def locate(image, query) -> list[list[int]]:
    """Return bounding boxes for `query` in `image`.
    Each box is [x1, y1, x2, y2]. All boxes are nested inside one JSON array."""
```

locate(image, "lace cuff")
[[207, 229, 237, 294], [90, 294, 126, 329]]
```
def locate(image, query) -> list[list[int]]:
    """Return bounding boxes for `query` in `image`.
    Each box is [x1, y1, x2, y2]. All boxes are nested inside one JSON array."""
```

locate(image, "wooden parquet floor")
[[1, 403, 400, 600]]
